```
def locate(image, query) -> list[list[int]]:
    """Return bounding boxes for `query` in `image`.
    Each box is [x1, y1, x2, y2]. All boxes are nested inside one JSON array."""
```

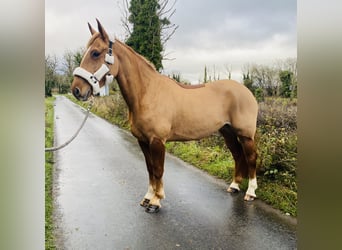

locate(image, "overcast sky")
[[45, 0, 296, 83]]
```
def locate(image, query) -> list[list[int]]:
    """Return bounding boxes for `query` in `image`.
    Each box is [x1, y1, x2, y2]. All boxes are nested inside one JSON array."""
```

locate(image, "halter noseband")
[[73, 40, 115, 95]]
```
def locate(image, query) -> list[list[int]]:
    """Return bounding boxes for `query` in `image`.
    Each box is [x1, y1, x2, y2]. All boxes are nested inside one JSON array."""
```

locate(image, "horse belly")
[[169, 111, 227, 141], [169, 128, 219, 141]]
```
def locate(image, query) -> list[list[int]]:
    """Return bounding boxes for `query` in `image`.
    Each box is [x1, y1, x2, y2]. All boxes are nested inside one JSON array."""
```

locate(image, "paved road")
[[53, 95, 296, 250]]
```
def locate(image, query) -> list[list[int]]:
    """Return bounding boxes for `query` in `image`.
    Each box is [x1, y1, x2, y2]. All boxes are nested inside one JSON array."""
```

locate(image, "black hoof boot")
[[140, 199, 150, 208], [145, 204, 160, 213]]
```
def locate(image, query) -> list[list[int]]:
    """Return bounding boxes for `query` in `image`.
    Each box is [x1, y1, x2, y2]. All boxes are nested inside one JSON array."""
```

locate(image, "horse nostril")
[[73, 87, 81, 98]]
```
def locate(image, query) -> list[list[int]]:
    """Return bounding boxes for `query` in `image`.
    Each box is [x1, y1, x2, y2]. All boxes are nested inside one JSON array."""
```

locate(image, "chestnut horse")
[[71, 20, 259, 213]]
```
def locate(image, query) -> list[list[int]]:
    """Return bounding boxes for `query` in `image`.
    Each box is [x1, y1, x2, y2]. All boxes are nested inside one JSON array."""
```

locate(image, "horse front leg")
[[138, 140, 154, 207], [146, 138, 165, 213], [138, 138, 165, 213]]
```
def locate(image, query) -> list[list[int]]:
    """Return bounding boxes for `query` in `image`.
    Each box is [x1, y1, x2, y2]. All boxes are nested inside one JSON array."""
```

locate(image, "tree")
[[202, 65, 220, 83], [45, 55, 58, 96], [277, 58, 297, 98], [224, 63, 232, 80], [240, 59, 297, 100], [62, 48, 84, 85], [60, 48, 84, 94], [243, 71, 254, 92], [122, 0, 178, 71], [279, 70, 293, 98], [203, 65, 208, 83], [250, 64, 280, 97], [242, 67, 263, 101], [171, 72, 181, 82], [62, 51, 75, 85]]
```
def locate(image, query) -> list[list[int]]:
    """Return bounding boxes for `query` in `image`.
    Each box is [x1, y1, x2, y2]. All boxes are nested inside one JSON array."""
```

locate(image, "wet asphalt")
[[53, 95, 296, 250]]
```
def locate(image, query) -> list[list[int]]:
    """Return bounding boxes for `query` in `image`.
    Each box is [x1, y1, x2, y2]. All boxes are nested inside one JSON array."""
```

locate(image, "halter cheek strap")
[[73, 40, 115, 95]]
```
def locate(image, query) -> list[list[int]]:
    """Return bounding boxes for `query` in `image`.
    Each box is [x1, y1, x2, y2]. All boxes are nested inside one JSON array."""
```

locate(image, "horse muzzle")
[[71, 78, 92, 101]]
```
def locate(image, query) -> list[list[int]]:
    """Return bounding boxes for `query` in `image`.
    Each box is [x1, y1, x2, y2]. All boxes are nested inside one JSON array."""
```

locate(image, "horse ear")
[[88, 22, 96, 35], [96, 18, 109, 41]]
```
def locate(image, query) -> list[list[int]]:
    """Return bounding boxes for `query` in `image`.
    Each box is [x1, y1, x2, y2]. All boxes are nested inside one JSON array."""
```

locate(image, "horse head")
[[71, 19, 119, 101]]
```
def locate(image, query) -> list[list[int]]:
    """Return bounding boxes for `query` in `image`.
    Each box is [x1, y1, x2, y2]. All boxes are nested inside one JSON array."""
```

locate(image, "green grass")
[[165, 141, 235, 180], [257, 178, 297, 215], [166, 140, 297, 216], [45, 96, 56, 250]]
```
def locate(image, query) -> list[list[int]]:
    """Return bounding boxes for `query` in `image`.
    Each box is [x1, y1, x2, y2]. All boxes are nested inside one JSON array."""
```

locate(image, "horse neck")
[[114, 41, 158, 112]]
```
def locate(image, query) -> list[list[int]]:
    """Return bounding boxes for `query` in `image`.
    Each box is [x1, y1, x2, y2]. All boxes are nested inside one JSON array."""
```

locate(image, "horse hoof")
[[227, 187, 239, 193], [140, 198, 150, 207], [244, 194, 255, 201], [145, 205, 160, 213]]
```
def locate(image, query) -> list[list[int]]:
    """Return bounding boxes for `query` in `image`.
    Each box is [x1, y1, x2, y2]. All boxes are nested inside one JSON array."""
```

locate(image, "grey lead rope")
[[45, 98, 94, 152]]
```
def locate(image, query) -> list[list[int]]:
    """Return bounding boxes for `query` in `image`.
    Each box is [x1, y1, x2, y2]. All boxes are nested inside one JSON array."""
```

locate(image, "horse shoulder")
[[130, 106, 173, 142]]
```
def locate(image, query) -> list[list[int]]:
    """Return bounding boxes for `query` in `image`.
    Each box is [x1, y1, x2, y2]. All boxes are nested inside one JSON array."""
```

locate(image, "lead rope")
[[45, 97, 94, 152]]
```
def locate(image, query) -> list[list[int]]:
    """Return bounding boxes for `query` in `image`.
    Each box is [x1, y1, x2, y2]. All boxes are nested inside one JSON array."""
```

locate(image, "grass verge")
[[45, 96, 56, 249], [166, 140, 297, 216]]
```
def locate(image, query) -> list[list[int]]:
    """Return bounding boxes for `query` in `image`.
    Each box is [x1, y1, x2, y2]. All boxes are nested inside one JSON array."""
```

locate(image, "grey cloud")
[[169, 0, 296, 50]]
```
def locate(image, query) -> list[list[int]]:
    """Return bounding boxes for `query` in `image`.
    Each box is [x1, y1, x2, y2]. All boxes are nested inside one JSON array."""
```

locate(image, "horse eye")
[[91, 51, 101, 58]]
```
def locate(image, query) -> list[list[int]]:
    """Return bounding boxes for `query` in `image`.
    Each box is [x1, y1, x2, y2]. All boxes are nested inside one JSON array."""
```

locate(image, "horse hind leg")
[[219, 124, 249, 194], [239, 136, 258, 201]]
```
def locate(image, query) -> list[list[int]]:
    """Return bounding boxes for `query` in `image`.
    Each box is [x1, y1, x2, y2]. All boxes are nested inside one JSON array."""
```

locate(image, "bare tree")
[[45, 55, 58, 81], [241, 59, 297, 98], [119, 0, 132, 39], [224, 63, 232, 80], [45, 55, 59, 96], [158, 0, 179, 47], [62, 50, 74, 83], [250, 64, 280, 96], [62, 48, 84, 85]]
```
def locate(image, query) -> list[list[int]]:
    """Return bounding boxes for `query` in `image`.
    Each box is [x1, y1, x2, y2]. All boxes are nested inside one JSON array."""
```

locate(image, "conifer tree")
[[124, 0, 178, 71], [126, 0, 163, 70]]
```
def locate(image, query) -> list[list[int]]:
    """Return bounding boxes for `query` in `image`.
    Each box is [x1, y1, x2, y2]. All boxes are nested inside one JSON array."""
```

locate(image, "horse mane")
[[115, 41, 208, 89], [115, 39, 157, 72]]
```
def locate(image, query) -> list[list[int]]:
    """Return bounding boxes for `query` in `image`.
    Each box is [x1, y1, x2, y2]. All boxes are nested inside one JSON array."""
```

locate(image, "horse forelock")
[[86, 33, 99, 48]]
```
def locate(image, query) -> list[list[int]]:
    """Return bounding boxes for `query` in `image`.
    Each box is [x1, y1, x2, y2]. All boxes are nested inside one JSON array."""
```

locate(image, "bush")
[[257, 98, 297, 130], [256, 98, 297, 191], [90, 92, 130, 129], [254, 87, 265, 102]]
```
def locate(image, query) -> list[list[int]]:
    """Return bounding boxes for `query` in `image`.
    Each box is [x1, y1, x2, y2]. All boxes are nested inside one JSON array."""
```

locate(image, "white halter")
[[73, 40, 115, 95]]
